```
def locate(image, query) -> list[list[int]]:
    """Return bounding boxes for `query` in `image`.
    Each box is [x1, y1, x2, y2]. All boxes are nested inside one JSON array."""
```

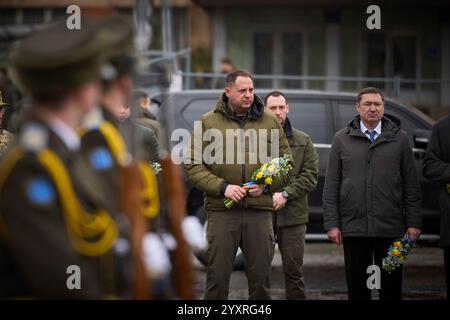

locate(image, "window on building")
[[253, 33, 273, 89], [282, 33, 303, 89], [51, 8, 67, 22], [253, 32, 304, 89], [150, 8, 188, 52], [366, 33, 386, 89], [23, 8, 45, 25], [0, 8, 16, 25], [115, 7, 133, 17], [392, 35, 417, 89]]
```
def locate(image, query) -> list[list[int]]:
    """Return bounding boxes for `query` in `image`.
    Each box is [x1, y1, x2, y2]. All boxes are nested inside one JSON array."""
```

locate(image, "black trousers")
[[444, 247, 450, 300], [343, 237, 403, 300]]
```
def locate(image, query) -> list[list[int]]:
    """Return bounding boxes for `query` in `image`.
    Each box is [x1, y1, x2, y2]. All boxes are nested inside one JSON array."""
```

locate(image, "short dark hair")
[[131, 89, 150, 110], [221, 57, 233, 65], [357, 87, 385, 103], [264, 90, 287, 105], [132, 89, 149, 101], [225, 69, 252, 87]]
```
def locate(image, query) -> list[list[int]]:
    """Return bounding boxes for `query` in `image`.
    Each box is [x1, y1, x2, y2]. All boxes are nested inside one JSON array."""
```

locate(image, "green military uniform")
[[79, 16, 160, 221], [274, 117, 319, 299], [135, 109, 161, 139], [185, 93, 291, 300], [0, 18, 122, 298], [80, 106, 125, 214]]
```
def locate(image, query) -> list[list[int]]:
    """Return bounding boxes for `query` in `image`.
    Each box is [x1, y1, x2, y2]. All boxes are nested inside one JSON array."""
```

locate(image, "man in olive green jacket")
[[185, 70, 291, 299], [265, 91, 319, 299]]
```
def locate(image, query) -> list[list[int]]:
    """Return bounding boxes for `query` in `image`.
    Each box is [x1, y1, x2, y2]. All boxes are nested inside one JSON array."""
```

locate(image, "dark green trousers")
[[275, 223, 307, 300], [205, 208, 275, 300]]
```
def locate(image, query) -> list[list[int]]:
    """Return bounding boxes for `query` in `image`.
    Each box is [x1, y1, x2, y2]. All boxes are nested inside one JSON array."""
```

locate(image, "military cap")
[[97, 15, 135, 77], [8, 18, 114, 95], [0, 91, 8, 107]]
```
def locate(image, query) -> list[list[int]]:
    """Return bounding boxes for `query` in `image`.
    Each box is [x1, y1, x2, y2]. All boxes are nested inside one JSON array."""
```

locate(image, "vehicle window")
[[180, 98, 216, 130], [337, 103, 358, 131], [179, 97, 328, 144], [383, 104, 426, 141], [287, 100, 327, 143]]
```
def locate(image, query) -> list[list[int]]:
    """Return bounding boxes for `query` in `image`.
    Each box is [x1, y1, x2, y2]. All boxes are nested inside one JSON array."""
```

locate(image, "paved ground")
[[193, 243, 446, 300]]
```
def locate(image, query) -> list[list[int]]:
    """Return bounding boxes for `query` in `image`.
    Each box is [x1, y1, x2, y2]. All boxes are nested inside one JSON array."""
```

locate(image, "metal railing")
[[140, 50, 450, 107]]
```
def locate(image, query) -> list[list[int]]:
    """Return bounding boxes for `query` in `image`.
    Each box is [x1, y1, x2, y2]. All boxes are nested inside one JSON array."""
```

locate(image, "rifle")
[[160, 156, 194, 299], [119, 162, 150, 299], [116, 0, 154, 299], [156, 7, 194, 295]]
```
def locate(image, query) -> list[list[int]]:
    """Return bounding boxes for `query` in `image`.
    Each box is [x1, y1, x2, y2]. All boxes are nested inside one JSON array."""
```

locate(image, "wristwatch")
[[282, 190, 289, 199]]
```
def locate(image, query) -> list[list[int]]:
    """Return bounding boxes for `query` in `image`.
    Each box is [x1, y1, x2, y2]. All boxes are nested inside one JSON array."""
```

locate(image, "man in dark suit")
[[323, 87, 422, 300]]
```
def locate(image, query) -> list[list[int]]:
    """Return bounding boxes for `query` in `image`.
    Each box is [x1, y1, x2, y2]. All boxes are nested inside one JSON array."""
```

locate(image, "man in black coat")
[[423, 114, 450, 299], [323, 87, 422, 300]]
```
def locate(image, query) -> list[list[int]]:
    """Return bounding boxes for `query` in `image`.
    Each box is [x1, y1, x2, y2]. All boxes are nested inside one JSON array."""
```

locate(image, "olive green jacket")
[[275, 118, 319, 227], [184, 93, 291, 211]]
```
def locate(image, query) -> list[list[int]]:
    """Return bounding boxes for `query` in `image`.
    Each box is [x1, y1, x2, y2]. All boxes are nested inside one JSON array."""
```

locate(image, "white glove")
[[160, 232, 177, 251], [182, 216, 207, 252], [143, 233, 171, 279]]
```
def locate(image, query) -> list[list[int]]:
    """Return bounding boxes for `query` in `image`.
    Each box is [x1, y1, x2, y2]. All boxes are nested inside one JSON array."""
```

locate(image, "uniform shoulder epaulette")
[[19, 122, 49, 153]]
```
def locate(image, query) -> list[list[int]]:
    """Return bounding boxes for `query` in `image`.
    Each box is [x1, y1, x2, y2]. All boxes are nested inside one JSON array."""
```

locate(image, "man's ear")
[[224, 86, 230, 97], [355, 103, 360, 112], [286, 104, 289, 114]]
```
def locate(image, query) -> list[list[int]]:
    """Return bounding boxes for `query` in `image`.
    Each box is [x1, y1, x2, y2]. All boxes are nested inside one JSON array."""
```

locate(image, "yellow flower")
[[268, 165, 275, 173], [261, 164, 267, 171], [264, 177, 273, 185], [391, 249, 400, 257], [256, 171, 263, 179], [394, 241, 403, 248]]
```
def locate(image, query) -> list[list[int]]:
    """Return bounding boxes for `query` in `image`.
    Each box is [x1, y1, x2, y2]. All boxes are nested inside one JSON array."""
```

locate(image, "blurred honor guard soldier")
[[79, 16, 161, 297], [185, 70, 291, 300], [0, 91, 13, 155], [81, 17, 159, 167], [264, 91, 319, 300], [323, 87, 422, 300], [423, 114, 450, 299], [0, 19, 120, 298], [80, 15, 143, 205]]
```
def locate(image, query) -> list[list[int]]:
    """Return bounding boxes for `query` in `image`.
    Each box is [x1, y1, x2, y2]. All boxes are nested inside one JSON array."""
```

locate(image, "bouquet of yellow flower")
[[223, 154, 293, 209], [382, 235, 414, 273]]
